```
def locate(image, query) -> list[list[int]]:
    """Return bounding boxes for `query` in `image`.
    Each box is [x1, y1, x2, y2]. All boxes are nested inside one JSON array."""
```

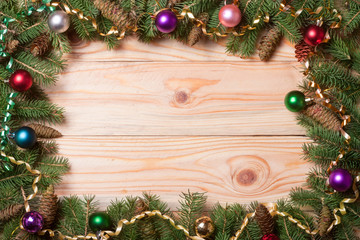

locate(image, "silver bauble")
[[48, 11, 70, 33]]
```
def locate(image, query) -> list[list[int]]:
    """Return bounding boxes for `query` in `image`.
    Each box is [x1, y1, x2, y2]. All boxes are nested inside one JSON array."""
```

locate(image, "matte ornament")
[[22, 211, 44, 234], [9, 69, 33, 92], [261, 233, 280, 240], [155, 10, 178, 33], [195, 216, 215, 238], [329, 169, 353, 192], [89, 212, 112, 232], [48, 10, 70, 33], [14, 126, 37, 149], [304, 25, 325, 46], [219, 4, 242, 28], [284, 90, 306, 112]]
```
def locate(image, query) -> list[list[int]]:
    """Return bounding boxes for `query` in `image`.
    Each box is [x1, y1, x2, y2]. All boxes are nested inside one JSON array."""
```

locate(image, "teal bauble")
[[284, 90, 306, 112], [89, 212, 112, 232], [14, 126, 37, 149]]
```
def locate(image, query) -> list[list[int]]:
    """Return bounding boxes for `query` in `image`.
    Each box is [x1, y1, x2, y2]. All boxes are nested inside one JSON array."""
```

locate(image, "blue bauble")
[[14, 126, 37, 149]]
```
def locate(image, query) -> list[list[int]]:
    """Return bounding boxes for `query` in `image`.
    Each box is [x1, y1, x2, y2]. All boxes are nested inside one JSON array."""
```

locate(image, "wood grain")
[[55, 136, 311, 209], [65, 37, 297, 62], [47, 61, 304, 136]]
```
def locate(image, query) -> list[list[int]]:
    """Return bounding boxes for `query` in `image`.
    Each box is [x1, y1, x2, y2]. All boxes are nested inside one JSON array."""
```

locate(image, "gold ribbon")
[[0, 151, 41, 213], [229, 212, 256, 240]]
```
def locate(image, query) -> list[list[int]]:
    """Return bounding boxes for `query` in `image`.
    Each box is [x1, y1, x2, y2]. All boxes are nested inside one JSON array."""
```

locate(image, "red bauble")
[[303, 25, 325, 46], [261, 233, 280, 240], [9, 69, 33, 92]]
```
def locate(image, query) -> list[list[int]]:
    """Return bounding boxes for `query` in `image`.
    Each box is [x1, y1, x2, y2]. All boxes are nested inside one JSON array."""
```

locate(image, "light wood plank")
[[65, 37, 298, 62], [55, 136, 311, 209], [47, 61, 304, 136]]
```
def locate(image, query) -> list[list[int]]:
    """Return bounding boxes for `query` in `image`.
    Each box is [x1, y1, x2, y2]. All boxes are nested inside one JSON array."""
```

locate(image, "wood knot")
[[174, 90, 189, 104], [236, 169, 257, 186]]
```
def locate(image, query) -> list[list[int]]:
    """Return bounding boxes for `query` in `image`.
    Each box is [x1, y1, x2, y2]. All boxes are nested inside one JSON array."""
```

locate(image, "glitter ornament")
[[22, 211, 44, 234]]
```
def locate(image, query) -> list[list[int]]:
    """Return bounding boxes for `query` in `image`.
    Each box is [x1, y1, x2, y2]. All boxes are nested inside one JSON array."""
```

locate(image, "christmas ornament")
[[13, 126, 37, 149], [38, 185, 58, 228], [303, 25, 325, 46], [155, 10, 178, 33], [319, 205, 332, 236], [48, 10, 71, 33], [9, 69, 33, 92], [261, 233, 280, 240], [258, 26, 282, 61], [284, 90, 306, 112], [255, 204, 274, 235], [195, 216, 215, 238], [27, 123, 62, 138], [295, 40, 314, 62], [89, 212, 112, 232], [21, 211, 44, 233], [218, 4, 242, 28], [0, 204, 23, 221], [329, 168, 352, 192], [30, 34, 50, 56]]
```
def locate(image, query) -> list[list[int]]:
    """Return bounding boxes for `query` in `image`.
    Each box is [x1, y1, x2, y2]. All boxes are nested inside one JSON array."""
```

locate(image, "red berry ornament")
[[303, 25, 325, 46], [9, 69, 33, 92], [261, 233, 280, 240]]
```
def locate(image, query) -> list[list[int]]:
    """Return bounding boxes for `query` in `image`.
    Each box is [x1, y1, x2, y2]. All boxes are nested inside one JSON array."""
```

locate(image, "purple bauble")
[[155, 10, 178, 33], [329, 169, 353, 192], [22, 211, 44, 234]]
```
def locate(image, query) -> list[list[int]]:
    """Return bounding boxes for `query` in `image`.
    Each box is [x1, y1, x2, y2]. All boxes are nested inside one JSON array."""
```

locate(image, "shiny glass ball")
[[89, 212, 112, 232], [9, 69, 33, 92], [22, 211, 44, 234], [304, 25, 325, 46], [195, 216, 215, 238], [219, 4, 242, 28], [48, 10, 70, 33], [284, 90, 306, 112], [14, 126, 37, 149], [329, 169, 353, 192], [155, 10, 178, 33]]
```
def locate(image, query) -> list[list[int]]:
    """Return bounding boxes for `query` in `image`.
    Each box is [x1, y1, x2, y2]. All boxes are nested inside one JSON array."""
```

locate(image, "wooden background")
[[46, 36, 312, 209]]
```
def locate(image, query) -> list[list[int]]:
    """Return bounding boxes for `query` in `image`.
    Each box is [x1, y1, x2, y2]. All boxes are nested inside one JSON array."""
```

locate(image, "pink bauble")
[[219, 4, 242, 28]]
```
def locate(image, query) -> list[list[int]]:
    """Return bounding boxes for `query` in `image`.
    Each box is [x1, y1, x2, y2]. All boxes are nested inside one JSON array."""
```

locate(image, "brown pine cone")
[[295, 40, 314, 62], [319, 205, 332, 236], [258, 26, 282, 61], [30, 35, 50, 56], [27, 123, 62, 138], [38, 185, 58, 228], [254, 204, 274, 235], [93, 0, 136, 30], [0, 204, 23, 221], [304, 103, 341, 131], [5, 40, 20, 54], [134, 198, 148, 215], [187, 13, 209, 46]]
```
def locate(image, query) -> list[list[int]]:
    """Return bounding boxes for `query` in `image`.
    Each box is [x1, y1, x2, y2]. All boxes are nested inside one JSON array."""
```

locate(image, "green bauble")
[[284, 90, 306, 112], [89, 212, 112, 232]]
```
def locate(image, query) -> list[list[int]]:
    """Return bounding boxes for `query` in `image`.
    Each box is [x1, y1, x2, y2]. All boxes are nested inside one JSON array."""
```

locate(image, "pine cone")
[[0, 204, 23, 221], [254, 204, 274, 235], [30, 35, 50, 56], [187, 13, 209, 46], [304, 103, 341, 131], [295, 40, 314, 62], [38, 185, 58, 228], [5, 40, 19, 54], [93, 0, 136, 31], [258, 26, 282, 61], [319, 205, 332, 236], [27, 123, 62, 138], [134, 198, 148, 215]]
